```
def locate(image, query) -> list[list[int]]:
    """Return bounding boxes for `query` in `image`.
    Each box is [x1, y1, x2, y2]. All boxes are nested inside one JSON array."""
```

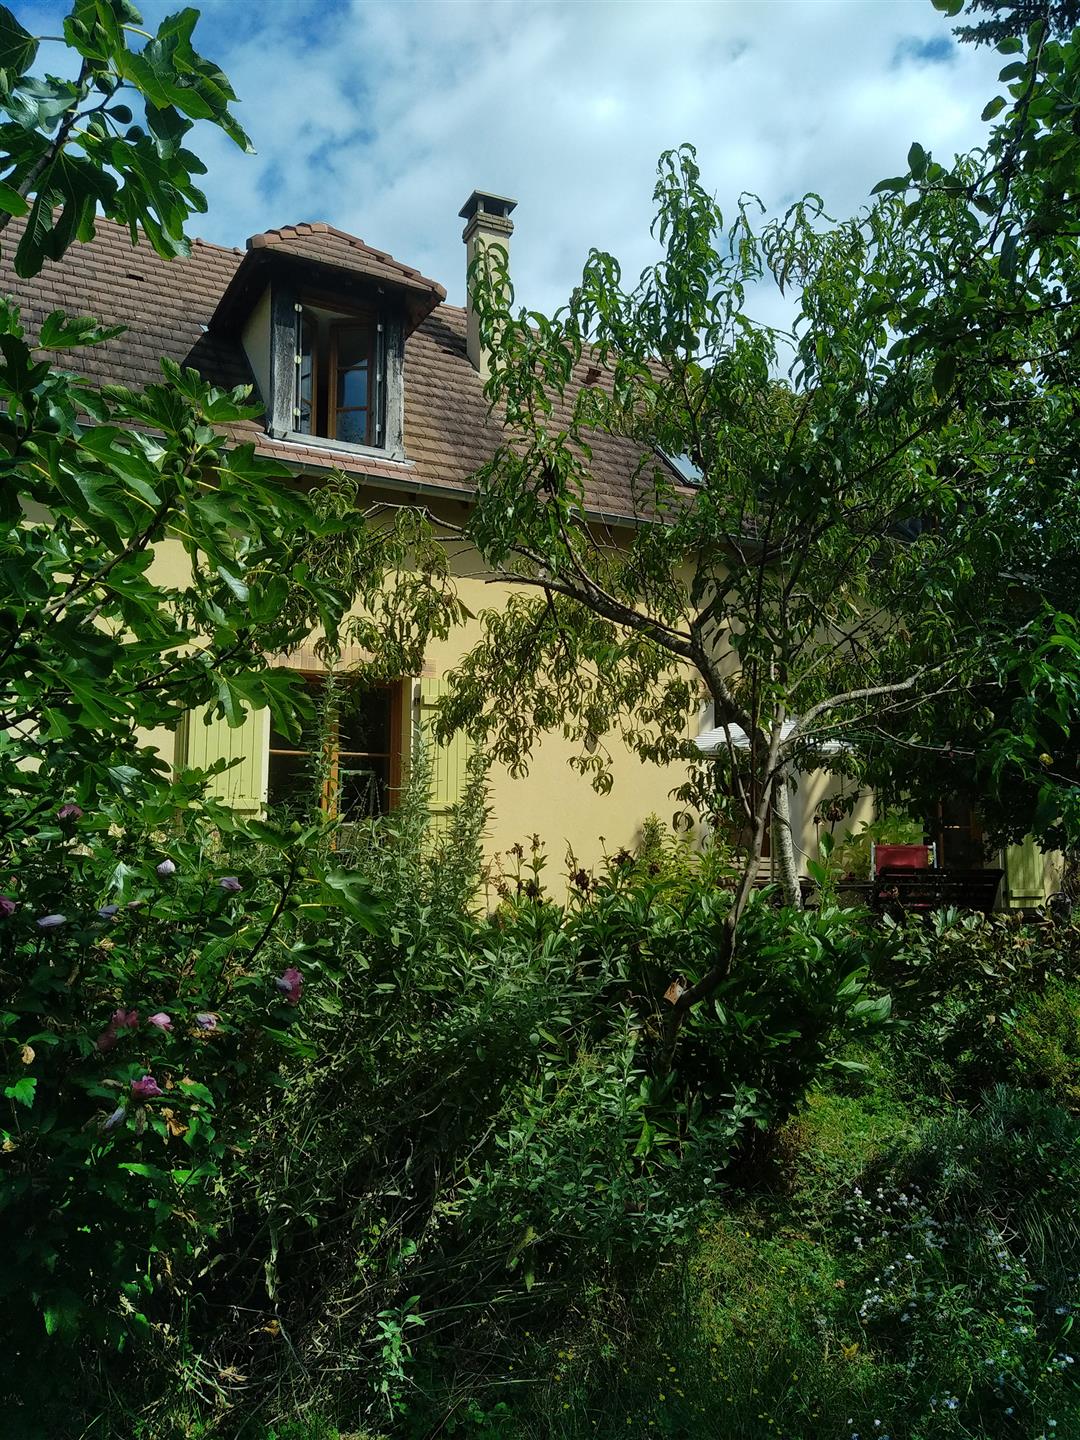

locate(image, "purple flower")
[[0, 897, 16, 918], [275, 966, 303, 1005], [155, 859, 176, 878], [97, 903, 120, 920], [130, 1075, 163, 1101], [103, 1105, 127, 1132], [57, 803, 83, 822], [36, 913, 66, 930], [147, 1012, 172, 1031], [218, 876, 243, 893], [96, 1027, 118, 1054], [194, 1012, 219, 1032]]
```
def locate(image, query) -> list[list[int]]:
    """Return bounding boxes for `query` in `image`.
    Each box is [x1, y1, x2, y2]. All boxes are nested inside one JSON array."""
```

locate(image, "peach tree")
[[421, 1, 1080, 1038]]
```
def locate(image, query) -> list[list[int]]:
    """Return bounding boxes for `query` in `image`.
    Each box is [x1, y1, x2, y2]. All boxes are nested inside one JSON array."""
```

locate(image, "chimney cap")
[[459, 189, 518, 223]]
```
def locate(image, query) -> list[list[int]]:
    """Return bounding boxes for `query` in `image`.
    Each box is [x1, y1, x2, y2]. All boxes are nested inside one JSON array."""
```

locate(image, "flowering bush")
[[0, 781, 379, 1353]]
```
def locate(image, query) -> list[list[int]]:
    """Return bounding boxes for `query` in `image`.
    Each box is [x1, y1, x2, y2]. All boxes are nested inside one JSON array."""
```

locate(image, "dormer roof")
[[209, 221, 446, 338]]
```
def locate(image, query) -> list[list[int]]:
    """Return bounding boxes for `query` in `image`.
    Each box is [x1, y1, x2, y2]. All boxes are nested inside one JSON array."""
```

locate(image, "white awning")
[[694, 718, 848, 757]]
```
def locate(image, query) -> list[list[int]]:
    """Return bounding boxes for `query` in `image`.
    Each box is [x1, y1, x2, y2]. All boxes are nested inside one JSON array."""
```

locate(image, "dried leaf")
[[663, 977, 687, 1005], [161, 1106, 187, 1139]]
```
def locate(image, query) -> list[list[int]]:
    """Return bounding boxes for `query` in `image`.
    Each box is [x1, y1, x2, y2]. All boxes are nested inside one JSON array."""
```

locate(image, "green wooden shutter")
[[417, 677, 471, 840], [179, 705, 268, 812], [1005, 834, 1046, 909]]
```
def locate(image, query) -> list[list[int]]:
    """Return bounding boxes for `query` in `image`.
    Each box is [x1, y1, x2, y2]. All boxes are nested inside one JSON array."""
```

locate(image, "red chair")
[[870, 842, 935, 879]]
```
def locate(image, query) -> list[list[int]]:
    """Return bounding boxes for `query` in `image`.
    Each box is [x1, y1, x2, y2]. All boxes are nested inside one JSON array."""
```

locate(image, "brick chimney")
[[459, 189, 516, 380]]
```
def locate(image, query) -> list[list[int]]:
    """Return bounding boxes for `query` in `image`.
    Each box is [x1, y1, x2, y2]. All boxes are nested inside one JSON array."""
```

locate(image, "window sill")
[[270, 428, 407, 465]]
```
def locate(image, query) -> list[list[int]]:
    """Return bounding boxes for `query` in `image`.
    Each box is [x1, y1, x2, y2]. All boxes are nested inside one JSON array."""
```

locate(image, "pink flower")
[[130, 1075, 163, 1101], [194, 1012, 219, 1032], [275, 967, 303, 1005], [57, 803, 83, 822], [155, 858, 176, 878], [96, 1027, 118, 1054], [218, 876, 243, 893], [0, 897, 16, 918], [147, 1012, 172, 1031]]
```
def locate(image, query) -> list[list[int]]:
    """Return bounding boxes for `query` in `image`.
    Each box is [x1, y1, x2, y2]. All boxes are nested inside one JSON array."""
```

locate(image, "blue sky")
[[21, 0, 1003, 319]]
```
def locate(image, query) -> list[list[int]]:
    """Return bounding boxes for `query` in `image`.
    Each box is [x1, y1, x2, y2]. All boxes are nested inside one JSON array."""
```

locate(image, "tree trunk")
[[772, 767, 803, 910], [665, 762, 778, 1049]]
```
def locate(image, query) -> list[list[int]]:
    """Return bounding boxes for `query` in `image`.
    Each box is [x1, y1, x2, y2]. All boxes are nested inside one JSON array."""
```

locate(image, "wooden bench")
[[874, 866, 1004, 917]]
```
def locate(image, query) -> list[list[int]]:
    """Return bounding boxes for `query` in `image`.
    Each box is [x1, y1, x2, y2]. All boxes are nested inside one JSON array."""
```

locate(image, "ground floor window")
[[266, 676, 402, 818]]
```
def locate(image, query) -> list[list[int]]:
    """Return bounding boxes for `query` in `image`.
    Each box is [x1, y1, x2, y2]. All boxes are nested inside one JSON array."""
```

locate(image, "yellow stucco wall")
[[138, 515, 1058, 904], [420, 560, 689, 871], [144, 531, 692, 877], [789, 767, 876, 873]]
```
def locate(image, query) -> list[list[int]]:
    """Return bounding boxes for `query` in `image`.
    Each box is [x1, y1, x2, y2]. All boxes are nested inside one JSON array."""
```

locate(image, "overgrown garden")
[[2, 0, 1080, 1435]]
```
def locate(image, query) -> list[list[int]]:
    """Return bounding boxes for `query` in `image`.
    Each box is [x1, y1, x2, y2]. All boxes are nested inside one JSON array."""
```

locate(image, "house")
[[0, 196, 1060, 905]]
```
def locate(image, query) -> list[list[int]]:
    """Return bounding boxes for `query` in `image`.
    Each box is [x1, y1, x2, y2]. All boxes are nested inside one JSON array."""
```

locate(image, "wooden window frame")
[[273, 282, 400, 458], [327, 318, 376, 447], [267, 675, 403, 818]]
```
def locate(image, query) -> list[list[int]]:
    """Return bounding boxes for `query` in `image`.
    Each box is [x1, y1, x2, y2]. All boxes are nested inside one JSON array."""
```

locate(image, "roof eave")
[[207, 248, 446, 339], [282, 447, 650, 530]]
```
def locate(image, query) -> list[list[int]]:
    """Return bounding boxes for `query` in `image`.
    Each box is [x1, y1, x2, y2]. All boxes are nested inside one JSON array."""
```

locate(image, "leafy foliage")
[[1006, 979, 1080, 1104], [0, 786, 377, 1355], [381, 9, 1080, 952], [0, 307, 355, 802], [868, 908, 1080, 1102], [953, 0, 1080, 48], [46, 784, 882, 1432], [0, 0, 251, 277]]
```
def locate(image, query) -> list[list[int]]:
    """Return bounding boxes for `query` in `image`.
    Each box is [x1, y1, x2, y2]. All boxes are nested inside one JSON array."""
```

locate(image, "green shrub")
[[1, 771, 940, 1435], [1005, 979, 1080, 1107], [491, 1085, 1080, 1440], [873, 910, 1080, 1103], [177, 810, 892, 1427], [0, 774, 385, 1439], [876, 909, 1080, 1012]]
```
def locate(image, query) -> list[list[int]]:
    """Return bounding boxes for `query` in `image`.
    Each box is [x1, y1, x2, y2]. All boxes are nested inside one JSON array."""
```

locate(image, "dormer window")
[[210, 222, 447, 468], [295, 304, 385, 447]]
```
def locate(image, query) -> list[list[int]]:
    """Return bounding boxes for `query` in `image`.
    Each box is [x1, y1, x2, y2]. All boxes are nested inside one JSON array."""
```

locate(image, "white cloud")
[[33, 0, 1005, 316]]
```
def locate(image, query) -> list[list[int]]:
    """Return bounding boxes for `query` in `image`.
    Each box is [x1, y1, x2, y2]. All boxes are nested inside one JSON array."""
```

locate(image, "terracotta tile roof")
[[245, 221, 446, 302], [0, 215, 678, 521]]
